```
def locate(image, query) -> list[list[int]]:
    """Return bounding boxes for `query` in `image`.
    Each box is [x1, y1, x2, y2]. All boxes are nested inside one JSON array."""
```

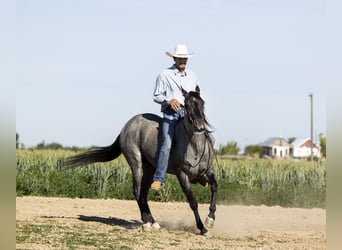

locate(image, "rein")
[[181, 117, 222, 180]]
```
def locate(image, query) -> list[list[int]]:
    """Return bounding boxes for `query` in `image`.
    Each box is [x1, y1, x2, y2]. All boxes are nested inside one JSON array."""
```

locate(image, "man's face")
[[173, 57, 188, 72]]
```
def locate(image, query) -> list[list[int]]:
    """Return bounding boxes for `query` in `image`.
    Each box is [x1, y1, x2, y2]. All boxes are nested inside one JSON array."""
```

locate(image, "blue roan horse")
[[60, 87, 217, 235]]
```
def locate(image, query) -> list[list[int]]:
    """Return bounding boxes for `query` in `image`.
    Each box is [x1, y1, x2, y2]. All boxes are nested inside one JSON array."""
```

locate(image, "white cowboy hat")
[[165, 44, 194, 58]]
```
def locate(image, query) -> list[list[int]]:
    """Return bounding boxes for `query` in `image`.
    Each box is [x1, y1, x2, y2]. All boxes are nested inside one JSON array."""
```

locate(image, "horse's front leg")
[[204, 168, 217, 229], [177, 171, 207, 235]]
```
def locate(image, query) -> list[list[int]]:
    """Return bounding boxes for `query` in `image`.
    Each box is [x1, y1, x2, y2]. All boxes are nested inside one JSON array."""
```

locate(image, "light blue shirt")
[[153, 64, 200, 111]]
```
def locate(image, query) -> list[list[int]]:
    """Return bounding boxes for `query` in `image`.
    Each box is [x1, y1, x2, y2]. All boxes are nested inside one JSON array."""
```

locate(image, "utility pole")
[[309, 93, 313, 161]]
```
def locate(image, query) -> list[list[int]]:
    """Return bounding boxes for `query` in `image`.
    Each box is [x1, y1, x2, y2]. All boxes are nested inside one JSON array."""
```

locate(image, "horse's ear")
[[195, 85, 200, 95], [182, 88, 188, 97]]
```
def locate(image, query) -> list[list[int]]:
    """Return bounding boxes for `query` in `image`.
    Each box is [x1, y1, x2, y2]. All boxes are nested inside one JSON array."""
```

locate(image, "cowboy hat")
[[165, 44, 194, 58]]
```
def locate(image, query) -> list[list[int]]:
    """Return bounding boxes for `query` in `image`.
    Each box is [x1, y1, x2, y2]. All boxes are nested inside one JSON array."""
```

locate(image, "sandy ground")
[[16, 196, 326, 249]]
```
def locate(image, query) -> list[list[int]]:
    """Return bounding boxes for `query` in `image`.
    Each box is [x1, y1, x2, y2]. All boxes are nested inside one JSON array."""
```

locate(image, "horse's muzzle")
[[193, 120, 206, 132]]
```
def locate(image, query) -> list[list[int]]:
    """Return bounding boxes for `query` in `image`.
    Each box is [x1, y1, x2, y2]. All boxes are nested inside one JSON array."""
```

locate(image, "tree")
[[287, 137, 296, 144], [35, 141, 64, 150], [36, 141, 46, 149], [217, 141, 240, 155], [45, 142, 64, 150], [16, 132, 19, 148], [244, 144, 262, 157], [319, 133, 326, 157]]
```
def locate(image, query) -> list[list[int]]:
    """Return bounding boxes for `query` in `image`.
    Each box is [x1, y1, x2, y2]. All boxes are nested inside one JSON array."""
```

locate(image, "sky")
[[16, 0, 327, 151]]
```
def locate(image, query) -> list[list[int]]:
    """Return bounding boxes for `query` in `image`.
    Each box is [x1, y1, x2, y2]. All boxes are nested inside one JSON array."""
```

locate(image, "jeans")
[[154, 108, 184, 183]]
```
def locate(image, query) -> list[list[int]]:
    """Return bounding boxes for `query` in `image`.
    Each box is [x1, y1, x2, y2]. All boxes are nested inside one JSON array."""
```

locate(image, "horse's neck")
[[175, 120, 192, 144], [175, 120, 207, 153]]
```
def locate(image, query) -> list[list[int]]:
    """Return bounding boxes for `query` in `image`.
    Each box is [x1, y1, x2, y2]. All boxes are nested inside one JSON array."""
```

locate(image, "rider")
[[151, 44, 200, 191]]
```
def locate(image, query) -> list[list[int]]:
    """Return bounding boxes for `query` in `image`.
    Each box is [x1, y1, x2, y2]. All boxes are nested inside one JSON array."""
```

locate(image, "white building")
[[260, 137, 291, 159], [290, 138, 321, 159]]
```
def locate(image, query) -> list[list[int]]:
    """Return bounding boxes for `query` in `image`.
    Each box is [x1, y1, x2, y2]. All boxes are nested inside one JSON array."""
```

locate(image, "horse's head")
[[182, 86, 208, 133]]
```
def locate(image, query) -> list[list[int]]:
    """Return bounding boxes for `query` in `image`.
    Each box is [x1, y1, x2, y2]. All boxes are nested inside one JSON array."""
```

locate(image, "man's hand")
[[169, 99, 181, 111]]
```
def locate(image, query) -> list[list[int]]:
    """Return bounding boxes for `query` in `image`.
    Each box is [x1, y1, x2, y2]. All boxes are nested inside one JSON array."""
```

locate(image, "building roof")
[[260, 137, 291, 147], [291, 138, 321, 149]]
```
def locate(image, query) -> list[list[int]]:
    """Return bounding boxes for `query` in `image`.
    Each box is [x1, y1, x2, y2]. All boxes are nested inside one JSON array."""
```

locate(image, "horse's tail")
[[58, 135, 122, 170]]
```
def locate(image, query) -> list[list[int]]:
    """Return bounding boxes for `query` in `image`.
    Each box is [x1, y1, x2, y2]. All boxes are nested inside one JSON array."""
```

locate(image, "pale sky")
[[16, 0, 327, 150]]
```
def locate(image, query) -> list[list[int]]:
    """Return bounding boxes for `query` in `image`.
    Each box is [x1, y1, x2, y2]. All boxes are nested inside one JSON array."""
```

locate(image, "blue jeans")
[[154, 108, 184, 183]]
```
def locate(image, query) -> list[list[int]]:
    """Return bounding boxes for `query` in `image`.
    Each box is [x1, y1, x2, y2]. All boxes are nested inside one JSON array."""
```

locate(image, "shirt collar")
[[171, 64, 187, 76]]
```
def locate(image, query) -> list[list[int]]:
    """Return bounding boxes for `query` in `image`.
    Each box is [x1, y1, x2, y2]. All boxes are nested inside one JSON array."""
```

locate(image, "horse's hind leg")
[[125, 152, 159, 232], [124, 153, 153, 223], [137, 164, 156, 224]]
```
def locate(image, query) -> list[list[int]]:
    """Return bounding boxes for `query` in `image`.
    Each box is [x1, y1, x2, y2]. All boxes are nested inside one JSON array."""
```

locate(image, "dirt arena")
[[16, 196, 326, 249]]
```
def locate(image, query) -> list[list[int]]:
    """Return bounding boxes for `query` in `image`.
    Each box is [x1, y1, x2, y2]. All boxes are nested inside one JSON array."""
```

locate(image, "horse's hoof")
[[202, 230, 211, 236], [152, 222, 161, 230], [204, 216, 214, 229], [200, 227, 208, 235], [142, 222, 152, 232]]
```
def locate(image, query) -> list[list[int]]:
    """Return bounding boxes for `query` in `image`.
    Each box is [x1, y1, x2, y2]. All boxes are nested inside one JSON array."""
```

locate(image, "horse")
[[59, 86, 217, 235]]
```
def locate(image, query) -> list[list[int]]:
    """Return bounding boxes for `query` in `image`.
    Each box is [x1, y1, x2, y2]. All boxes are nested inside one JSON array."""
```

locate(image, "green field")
[[16, 149, 326, 208]]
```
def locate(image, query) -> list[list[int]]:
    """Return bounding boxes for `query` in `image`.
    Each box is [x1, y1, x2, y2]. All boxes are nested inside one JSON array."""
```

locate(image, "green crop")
[[16, 149, 325, 208]]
